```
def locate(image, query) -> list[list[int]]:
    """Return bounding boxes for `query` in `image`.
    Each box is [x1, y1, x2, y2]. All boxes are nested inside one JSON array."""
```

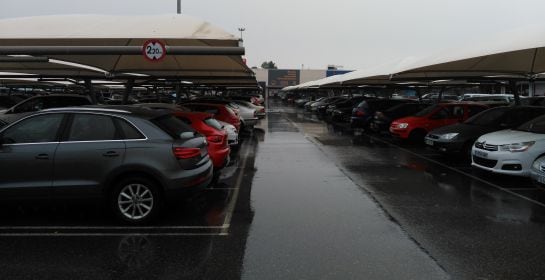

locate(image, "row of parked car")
[[298, 94, 545, 185], [0, 93, 265, 224]]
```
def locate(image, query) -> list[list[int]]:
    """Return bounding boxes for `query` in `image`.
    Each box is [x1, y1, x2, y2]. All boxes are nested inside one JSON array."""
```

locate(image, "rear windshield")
[[204, 117, 223, 130], [151, 115, 194, 139]]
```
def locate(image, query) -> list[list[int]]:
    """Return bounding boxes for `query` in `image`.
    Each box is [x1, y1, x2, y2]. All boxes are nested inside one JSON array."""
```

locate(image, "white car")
[[471, 115, 545, 176], [218, 120, 239, 146], [229, 102, 259, 130]]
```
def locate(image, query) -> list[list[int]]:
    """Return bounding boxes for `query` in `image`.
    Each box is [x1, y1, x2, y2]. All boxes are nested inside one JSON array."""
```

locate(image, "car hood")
[[478, 129, 545, 144], [430, 123, 498, 139]]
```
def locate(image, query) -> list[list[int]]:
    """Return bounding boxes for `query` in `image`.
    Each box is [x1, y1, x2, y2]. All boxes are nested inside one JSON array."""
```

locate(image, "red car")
[[183, 103, 241, 131], [390, 102, 489, 141], [173, 111, 230, 170]]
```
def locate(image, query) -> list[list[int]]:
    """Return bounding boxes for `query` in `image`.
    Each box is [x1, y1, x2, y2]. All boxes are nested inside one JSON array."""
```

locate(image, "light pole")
[[177, 0, 181, 14], [238, 27, 246, 41]]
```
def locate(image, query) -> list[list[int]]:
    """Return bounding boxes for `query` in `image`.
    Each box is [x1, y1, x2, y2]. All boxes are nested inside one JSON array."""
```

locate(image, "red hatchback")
[[183, 103, 241, 132], [390, 102, 489, 142], [174, 111, 230, 169]]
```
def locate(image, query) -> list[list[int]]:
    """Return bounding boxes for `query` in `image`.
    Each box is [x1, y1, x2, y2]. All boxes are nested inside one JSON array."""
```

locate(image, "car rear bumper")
[[164, 160, 214, 196], [209, 146, 231, 168]]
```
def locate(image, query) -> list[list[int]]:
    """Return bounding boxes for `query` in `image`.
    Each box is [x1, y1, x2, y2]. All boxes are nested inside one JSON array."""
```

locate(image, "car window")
[[14, 98, 45, 113], [467, 105, 487, 117], [204, 117, 223, 130], [451, 106, 464, 118], [2, 113, 64, 144], [414, 104, 438, 117], [67, 114, 118, 141], [115, 118, 145, 140], [430, 107, 451, 119], [151, 114, 194, 139]]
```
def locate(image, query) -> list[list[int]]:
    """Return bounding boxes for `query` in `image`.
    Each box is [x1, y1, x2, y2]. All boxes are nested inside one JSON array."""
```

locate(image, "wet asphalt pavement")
[[3, 101, 545, 279]]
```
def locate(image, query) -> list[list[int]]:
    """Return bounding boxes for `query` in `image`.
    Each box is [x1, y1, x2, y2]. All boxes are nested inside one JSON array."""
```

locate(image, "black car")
[[0, 94, 93, 123], [327, 97, 371, 122], [0, 95, 26, 109], [316, 97, 348, 115], [351, 99, 410, 129], [424, 106, 545, 159], [370, 102, 431, 133]]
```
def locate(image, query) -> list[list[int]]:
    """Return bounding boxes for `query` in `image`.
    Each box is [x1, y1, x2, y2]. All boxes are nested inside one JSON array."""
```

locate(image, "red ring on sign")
[[142, 39, 167, 62]]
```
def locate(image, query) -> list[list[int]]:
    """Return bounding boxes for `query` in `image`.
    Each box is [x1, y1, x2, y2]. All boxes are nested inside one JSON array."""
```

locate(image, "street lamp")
[[238, 27, 246, 41]]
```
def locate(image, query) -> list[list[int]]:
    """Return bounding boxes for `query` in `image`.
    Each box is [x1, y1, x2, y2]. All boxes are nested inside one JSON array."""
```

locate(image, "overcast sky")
[[2, 0, 544, 70]]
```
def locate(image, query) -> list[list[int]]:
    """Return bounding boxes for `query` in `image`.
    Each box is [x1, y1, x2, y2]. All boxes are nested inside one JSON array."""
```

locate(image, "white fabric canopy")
[[0, 14, 255, 83]]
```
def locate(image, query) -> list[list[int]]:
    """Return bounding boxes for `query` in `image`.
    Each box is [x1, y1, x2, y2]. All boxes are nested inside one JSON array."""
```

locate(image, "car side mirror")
[[180, 132, 195, 140]]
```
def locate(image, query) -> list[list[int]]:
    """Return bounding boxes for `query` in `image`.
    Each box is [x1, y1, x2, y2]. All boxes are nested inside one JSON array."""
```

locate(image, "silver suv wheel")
[[117, 183, 154, 220]]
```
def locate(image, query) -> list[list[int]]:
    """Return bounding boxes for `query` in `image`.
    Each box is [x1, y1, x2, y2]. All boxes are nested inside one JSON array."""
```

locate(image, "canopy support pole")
[[84, 79, 97, 104], [510, 80, 520, 106], [416, 87, 422, 102], [529, 78, 536, 97], [175, 82, 182, 104], [123, 79, 134, 105]]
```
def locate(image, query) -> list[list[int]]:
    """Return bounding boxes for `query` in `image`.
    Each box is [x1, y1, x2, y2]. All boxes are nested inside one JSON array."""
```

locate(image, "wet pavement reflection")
[[282, 101, 545, 279]]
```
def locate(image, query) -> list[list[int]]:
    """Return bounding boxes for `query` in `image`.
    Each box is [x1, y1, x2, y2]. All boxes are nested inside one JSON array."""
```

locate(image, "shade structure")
[[0, 14, 255, 84], [392, 25, 545, 80]]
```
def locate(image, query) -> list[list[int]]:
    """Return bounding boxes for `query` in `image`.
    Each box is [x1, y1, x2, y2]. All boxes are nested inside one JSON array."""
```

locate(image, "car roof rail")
[[42, 107, 131, 113]]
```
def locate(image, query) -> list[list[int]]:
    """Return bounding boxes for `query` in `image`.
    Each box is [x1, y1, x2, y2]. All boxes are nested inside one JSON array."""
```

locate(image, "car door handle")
[[102, 151, 120, 157], [35, 154, 49, 160]]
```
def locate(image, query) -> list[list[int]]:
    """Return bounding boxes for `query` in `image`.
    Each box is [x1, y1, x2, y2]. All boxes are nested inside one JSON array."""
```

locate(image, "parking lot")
[[3, 100, 545, 279]]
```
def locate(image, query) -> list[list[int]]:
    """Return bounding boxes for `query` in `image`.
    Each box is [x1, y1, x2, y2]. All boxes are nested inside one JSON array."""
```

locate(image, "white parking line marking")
[[504, 188, 540, 191], [0, 233, 228, 237], [220, 140, 251, 235], [367, 135, 545, 208], [0, 225, 228, 230]]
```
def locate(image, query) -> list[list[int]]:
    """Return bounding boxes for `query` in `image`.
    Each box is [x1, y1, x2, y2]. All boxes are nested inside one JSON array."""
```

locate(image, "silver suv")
[[0, 106, 213, 224]]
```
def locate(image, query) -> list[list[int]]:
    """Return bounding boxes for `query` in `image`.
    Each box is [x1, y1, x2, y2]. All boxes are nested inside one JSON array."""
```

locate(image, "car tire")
[[111, 177, 163, 225]]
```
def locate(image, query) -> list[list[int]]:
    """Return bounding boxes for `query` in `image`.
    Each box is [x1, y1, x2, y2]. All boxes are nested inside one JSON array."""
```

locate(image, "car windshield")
[[516, 115, 545, 133], [464, 107, 509, 125], [413, 104, 439, 117]]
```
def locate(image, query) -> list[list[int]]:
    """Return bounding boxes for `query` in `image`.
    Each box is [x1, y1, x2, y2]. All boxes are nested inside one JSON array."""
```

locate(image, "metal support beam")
[[0, 46, 245, 56], [0, 56, 49, 63]]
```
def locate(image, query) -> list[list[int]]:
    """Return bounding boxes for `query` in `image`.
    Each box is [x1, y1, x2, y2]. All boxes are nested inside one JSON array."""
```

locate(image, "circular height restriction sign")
[[142, 40, 166, 62]]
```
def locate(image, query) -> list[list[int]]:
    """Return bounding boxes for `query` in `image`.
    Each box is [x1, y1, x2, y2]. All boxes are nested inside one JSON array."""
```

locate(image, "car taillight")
[[356, 110, 365, 116], [207, 135, 223, 143], [173, 147, 201, 159]]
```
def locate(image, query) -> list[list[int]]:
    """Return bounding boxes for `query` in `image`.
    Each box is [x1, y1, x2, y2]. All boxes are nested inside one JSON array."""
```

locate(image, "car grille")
[[473, 156, 497, 168], [474, 141, 498, 151], [428, 134, 439, 140]]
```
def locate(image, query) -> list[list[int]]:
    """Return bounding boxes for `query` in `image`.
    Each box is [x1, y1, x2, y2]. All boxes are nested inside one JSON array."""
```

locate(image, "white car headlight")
[[397, 123, 409, 129], [440, 133, 459, 140], [499, 141, 535, 152]]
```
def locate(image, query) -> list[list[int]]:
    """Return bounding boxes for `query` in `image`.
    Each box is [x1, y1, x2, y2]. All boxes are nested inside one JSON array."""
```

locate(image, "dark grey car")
[[0, 106, 213, 224], [0, 94, 92, 123]]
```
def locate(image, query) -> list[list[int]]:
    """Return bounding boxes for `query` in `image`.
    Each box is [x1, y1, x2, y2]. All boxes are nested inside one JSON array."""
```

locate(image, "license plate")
[[354, 129, 363, 136], [425, 139, 434, 146], [474, 150, 488, 158]]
